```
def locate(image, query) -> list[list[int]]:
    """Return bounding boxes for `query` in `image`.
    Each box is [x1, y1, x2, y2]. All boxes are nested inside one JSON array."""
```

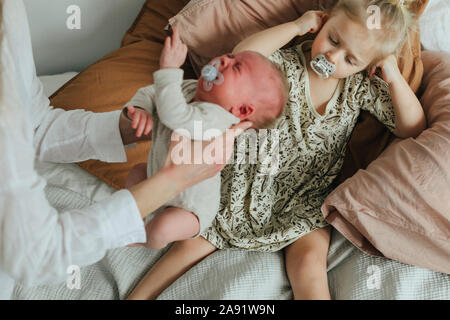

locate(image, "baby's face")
[[311, 10, 378, 79], [195, 51, 281, 126]]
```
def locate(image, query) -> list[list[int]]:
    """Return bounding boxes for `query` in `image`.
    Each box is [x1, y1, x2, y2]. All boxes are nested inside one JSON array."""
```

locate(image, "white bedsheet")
[[12, 73, 449, 300]]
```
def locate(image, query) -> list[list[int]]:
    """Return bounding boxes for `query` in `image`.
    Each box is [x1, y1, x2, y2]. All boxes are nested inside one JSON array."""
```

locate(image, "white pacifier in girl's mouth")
[[201, 60, 224, 91], [310, 54, 336, 79]]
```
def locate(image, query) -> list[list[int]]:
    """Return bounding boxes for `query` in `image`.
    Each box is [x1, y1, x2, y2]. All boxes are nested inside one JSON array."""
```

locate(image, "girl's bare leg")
[[127, 236, 217, 300], [284, 226, 331, 300]]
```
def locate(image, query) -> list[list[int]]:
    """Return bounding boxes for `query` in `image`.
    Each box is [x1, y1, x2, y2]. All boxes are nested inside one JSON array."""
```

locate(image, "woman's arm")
[[371, 55, 427, 138], [232, 11, 327, 57]]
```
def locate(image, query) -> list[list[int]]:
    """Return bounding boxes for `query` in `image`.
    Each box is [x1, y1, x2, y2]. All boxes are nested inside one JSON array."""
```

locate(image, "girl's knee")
[[147, 218, 173, 249]]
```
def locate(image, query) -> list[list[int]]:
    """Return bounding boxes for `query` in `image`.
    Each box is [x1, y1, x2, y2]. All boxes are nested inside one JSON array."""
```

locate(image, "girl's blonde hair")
[[324, 0, 418, 64]]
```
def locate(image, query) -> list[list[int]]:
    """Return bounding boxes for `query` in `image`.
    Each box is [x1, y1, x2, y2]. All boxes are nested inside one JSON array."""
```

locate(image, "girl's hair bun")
[[328, 0, 419, 62]]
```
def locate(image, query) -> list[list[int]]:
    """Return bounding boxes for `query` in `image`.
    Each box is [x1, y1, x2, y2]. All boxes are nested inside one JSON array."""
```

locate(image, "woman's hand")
[[369, 54, 403, 85], [162, 121, 253, 193], [119, 110, 151, 145], [160, 26, 188, 69], [126, 106, 153, 138], [294, 11, 328, 36]]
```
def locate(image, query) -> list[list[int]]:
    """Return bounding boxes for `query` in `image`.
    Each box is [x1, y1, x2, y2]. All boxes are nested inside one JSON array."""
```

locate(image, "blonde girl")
[[128, 0, 426, 300]]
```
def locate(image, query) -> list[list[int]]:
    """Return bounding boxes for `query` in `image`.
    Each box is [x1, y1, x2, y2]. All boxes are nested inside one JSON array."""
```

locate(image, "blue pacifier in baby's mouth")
[[310, 54, 336, 79], [201, 60, 224, 91]]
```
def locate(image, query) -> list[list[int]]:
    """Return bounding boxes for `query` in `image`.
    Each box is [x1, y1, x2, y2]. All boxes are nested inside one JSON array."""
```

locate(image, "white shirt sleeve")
[[0, 0, 146, 287], [30, 55, 128, 163]]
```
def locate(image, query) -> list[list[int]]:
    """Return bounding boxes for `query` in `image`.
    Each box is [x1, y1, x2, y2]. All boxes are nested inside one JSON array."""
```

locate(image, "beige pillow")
[[322, 50, 450, 275], [169, 0, 325, 75]]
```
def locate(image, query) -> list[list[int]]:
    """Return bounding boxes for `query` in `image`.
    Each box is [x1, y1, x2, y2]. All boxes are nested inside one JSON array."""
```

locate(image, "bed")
[[12, 71, 450, 299]]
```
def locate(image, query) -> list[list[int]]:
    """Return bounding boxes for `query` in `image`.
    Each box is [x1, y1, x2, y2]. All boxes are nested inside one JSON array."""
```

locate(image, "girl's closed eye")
[[328, 34, 354, 65], [346, 57, 354, 65], [233, 62, 241, 72]]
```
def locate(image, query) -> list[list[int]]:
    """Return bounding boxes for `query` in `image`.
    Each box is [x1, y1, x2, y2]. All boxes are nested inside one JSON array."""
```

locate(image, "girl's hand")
[[369, 54, 402, 85], [126, 106, 153, 138], [160, 26, 188, 69], [294, 11, 328, 36], [162, 121, 253, 192]]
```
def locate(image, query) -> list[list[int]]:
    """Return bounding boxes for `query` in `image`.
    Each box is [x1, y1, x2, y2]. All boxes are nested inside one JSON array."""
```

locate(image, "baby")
[[127, 0, 426, 300], [124, 27, 288, 249]]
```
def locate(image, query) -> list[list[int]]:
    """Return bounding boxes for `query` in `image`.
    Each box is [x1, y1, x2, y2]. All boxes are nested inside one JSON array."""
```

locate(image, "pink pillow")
[[322, 50, 450, 275], [168, 0, 335, 74]]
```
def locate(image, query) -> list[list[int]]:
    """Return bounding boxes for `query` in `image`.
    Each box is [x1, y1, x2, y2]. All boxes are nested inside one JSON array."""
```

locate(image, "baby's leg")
[[127, 236, 216, 300], [146, 207, 200, 249], [125, 162, 148, 189], [284, 226, 331, 300]]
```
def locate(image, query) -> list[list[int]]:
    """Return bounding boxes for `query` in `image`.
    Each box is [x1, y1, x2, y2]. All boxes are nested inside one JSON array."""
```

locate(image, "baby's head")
[[311, 0, 417, 79], [194, 51, 288, 129]]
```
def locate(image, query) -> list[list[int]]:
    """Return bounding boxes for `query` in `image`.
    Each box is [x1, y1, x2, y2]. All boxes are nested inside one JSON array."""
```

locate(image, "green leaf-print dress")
[[202, 40, 396, 252]]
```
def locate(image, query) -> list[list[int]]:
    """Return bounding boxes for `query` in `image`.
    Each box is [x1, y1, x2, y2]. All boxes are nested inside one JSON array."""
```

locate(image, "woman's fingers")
[[127, 106, 135, 118], [163, 36, 172, 55], [144, 116, 153, 135], [132, 111, 141, 129], [164, 121, 252, 168], [172, 26, 179, 47], [137, 116, 148, 137]]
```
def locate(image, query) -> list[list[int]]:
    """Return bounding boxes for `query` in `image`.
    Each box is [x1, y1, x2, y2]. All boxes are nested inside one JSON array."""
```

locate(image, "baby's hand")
[[294, 11, 328, 36], [160, 26, 188, 69], [126, 106, 153, 138], [369, 54, 402, 85]]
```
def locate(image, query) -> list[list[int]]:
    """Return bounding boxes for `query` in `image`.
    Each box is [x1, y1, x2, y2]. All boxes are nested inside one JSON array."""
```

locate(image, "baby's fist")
[[160, 26, 188, 69]]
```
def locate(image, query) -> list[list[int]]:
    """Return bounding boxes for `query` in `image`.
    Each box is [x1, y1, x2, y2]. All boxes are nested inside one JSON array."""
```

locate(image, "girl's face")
[[311, 10, 379, 79]]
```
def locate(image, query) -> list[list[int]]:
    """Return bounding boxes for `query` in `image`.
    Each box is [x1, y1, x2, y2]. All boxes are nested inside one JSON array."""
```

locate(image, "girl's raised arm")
[[370, 55, 426, 138], [232, 11, 327, 57]]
